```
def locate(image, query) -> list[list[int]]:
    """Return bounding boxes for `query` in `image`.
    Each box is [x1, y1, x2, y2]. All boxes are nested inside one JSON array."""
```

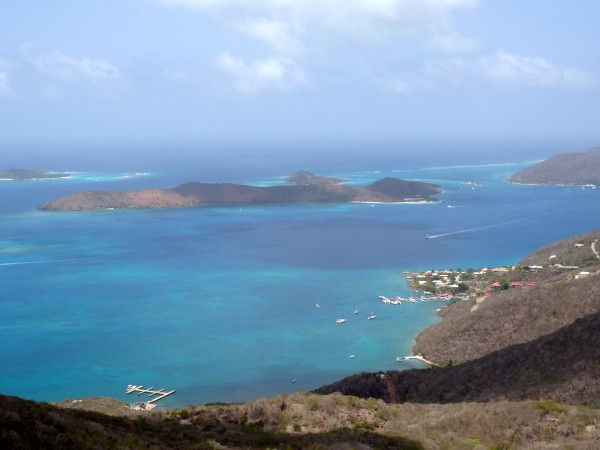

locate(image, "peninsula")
[[0, 168, 70, 180], [510, 145, 600, 185], [39, 171, 442, 211]]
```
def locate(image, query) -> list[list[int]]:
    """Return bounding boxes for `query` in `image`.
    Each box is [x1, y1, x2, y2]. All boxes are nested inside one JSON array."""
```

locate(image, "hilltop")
[[285, 170, 347, 185], [0, 168, 70, 180], [39, 172, 442, 211], [511, 146, 600, 185]]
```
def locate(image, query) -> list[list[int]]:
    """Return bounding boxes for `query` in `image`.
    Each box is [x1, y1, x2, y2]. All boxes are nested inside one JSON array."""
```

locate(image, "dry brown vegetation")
[[3, 392, 600, 449]]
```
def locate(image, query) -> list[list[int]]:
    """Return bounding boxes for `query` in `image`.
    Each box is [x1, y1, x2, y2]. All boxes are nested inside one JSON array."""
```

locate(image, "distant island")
[[285, 170, 347, 185], [39, 171, 442, 211], [0, 168, 70, 180], [510, 146, 600, 185]]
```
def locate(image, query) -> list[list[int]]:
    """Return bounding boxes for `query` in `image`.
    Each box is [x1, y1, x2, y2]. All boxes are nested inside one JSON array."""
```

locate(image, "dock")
[[396, 355, 440, 367], [126, 385, 176, 410]]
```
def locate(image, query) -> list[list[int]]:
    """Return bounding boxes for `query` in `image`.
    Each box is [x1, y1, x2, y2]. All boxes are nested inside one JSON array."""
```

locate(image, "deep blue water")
[[1, 144, 600, 408]]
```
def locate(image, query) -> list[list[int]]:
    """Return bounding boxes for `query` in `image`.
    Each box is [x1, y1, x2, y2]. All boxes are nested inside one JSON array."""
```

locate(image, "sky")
[[1, 0, 599, 152]]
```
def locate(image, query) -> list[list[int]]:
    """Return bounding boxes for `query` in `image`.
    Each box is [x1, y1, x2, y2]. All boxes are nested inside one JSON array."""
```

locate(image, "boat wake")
[[426, 216, 537, 239]]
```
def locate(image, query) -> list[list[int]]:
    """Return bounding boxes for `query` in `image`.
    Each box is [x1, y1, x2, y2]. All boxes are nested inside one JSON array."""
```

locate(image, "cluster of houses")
[[409, 259, 596, 300], [407, 266, 521, 297]]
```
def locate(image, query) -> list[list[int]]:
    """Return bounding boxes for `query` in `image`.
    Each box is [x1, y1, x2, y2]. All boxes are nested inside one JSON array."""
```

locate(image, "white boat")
[[396, 356, 408, 362], [336, 318, 347, 324], [367, 315, 376, 320], [353, 309, 359, 314]]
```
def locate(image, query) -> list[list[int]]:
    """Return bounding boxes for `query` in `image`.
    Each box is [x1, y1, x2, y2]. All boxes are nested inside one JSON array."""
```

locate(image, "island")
[[0, 168, 70, 180], [510, 146, 600, 185], [39, 171, 442, 211], [285, 170, 347, 185]]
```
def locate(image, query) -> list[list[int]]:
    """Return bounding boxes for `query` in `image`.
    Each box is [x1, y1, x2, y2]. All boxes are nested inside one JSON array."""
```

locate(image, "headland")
[[510, 145, 600, 185]]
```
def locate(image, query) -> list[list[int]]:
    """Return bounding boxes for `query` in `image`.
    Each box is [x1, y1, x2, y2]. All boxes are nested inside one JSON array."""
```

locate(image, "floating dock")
[[126, 385, 176, 410]]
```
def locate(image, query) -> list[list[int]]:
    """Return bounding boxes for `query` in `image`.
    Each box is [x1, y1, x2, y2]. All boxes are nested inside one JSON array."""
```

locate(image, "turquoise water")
[[1, 154, 599, 408]]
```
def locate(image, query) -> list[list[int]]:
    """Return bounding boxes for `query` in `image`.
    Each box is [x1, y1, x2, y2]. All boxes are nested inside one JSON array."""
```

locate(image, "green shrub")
[[534, 401, 564, 414], [464, 437, 482, 447]]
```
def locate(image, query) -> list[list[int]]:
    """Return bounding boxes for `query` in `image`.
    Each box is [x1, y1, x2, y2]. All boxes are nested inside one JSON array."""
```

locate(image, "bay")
[[1, 145, 599, 408]]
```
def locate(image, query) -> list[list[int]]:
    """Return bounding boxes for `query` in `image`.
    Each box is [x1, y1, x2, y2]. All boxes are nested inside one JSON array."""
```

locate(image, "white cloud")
[[235, 17, 303, 55], [430, 32, 480, 54], [217, 52, 308, 92], [158, 0, 479, 51], [425, 50, 595, 89], [0, 72, 12, 97], [478, 50, 595, 89], [159, 0, 480, 92], [21, 46, 120, 83]]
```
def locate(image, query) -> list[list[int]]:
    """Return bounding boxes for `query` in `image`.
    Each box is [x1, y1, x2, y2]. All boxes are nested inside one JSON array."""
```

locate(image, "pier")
[[396, 355, 440, 367], [126, 385, 176, 410]]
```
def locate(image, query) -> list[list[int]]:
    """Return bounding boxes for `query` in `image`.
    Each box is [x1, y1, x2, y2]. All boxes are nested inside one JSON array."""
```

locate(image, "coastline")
[[509, 180, 598, 187], [350, 200, 434, 205]]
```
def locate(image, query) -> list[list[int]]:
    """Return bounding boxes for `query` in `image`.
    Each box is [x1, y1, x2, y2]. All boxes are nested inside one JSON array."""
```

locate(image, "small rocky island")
[[0, 168, 70, 180], [510, 146, 600, 185], [40, 171, 442, 211]]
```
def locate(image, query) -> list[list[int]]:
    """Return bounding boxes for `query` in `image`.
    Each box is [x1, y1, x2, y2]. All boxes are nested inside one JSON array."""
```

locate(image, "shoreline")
[[510, 180, 598, 188], [351, 200, 435, 205]]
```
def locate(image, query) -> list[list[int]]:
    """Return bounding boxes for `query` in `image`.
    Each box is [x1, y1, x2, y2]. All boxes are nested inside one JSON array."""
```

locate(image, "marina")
[[379, 294, 455, 305], [126, 385, 176, 410]]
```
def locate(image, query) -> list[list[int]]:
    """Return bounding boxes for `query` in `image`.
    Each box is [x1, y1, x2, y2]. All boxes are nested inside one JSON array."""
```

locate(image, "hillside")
[[316, 310, 600, 407], [39, 174, 442, 211], [511, 146, 600, 185], [3, 392, 600, 449], [412, 230, 600, 365]]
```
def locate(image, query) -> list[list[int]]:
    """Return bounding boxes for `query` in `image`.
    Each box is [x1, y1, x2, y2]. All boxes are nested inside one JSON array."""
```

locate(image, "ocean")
[[1, 141, 599, 408]]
